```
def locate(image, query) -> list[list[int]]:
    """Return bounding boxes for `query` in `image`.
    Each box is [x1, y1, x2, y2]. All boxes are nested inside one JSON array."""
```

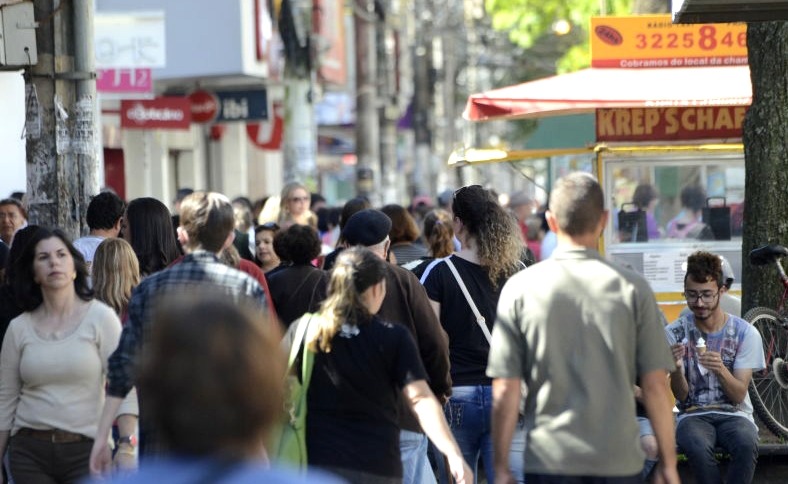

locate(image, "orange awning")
[[463, 65, 752, 121]]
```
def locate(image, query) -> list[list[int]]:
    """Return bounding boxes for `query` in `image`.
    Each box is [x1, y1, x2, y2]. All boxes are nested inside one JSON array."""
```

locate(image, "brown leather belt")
[[16, 428, 91, 444]]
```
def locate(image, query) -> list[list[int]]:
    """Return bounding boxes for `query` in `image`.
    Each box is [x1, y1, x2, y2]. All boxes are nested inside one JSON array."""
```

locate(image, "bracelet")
[[115, 448, 136, 456]]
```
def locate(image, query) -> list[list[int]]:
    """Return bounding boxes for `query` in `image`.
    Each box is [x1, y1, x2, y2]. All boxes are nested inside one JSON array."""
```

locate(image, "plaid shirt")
[[106, 250, 268, 456]]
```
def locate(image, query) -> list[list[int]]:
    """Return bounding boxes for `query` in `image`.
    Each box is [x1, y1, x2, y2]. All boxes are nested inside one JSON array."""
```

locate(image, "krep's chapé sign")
[[596, 106, 747, 142]]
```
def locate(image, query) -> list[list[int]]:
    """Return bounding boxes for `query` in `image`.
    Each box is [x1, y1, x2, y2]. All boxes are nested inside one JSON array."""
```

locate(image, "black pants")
[[9, 434, 93, 484], [525, 473, 643, 484]]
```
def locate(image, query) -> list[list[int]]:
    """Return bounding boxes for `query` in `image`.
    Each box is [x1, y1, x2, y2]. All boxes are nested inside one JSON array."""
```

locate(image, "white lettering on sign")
[[126, 103, 185, 123], [222, 99, 249, 120]]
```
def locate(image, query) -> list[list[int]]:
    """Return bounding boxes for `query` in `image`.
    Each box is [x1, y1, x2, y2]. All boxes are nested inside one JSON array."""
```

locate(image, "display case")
[[599, 145, 744, 318]]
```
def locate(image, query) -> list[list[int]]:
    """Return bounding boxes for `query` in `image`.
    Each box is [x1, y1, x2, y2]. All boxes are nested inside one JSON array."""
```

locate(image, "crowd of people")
[[0, 174, 766, 484]]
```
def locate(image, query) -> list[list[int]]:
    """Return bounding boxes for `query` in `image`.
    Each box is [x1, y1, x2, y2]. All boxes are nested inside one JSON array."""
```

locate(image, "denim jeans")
[[400, 430, 436, 484], [434, 385, 526, 484], [676, 413, 759, 484]]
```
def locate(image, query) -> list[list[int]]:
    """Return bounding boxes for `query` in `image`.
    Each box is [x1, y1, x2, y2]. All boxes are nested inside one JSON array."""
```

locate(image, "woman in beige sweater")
[[0, 227, 137, 484]]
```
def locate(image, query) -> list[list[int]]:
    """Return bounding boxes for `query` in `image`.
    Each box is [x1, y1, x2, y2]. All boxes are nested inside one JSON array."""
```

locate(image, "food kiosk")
[[462, 15, 751, 319]]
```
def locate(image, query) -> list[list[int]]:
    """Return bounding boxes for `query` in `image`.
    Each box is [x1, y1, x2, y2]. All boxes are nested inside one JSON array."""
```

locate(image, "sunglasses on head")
[[259, 222, 280, 231]]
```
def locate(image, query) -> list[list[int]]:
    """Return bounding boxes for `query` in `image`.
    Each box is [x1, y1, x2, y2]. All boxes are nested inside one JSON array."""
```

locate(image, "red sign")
[[97, 68, 152, 94], [121, 97, 191, 129], [246, 103, 283, 150], [596, 106, 747, 142], [188, 90, 219, 123], [313, 0, 347, 86]]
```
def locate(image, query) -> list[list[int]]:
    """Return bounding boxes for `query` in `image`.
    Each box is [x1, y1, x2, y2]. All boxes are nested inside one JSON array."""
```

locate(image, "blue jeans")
[[434, 385, 525, 484], [676, 413, 759, 484], [400, 430, 436, 484]]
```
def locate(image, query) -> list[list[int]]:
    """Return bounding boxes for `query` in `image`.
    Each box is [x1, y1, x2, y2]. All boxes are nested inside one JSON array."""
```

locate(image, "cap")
[[508, 190, 533, 208], [411, 195, 432, 210], [342, 209, 392, 247], [437, 189, 454, 208]]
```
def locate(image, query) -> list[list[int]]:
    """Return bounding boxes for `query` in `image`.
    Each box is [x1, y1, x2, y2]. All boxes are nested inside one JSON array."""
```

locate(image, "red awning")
[[463, 65, 752, 121]]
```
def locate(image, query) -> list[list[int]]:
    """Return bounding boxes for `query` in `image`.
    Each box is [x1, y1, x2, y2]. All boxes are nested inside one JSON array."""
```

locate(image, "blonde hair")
[[93, 238, 140, 316], [278, 182, 317, 228], [309, 247, 387, 353]]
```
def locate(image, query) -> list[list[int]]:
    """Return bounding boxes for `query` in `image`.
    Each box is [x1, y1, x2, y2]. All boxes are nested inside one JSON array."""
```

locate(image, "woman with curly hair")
[[420, 185, 526, 484], [301, 247, 471, 484], [266, 224, 328, 328]]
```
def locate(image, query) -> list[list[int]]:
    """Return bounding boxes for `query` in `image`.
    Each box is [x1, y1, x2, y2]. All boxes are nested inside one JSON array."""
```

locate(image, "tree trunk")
[[742, 22, 788, 312]]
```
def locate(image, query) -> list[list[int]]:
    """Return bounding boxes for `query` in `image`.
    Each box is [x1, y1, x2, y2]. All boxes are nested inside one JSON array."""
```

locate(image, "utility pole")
[[27, 0, 98, 239], [278, 0, 317, 185], [412, 0, 433, 198], [354, 0, 381, 204], [378, 9, 398, 205]]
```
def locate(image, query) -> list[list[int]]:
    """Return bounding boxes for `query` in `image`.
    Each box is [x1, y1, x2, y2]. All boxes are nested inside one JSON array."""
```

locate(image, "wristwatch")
[[117, 435, 137, 448]]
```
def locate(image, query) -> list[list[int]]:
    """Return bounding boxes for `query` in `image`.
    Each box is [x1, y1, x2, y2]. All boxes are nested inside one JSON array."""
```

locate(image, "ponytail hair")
[[309, 247, 388, 352], [423, 209, 454, 259]]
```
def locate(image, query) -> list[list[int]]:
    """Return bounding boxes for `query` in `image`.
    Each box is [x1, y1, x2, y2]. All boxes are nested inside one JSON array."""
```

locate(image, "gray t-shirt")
[[487, 246, 674, 477]]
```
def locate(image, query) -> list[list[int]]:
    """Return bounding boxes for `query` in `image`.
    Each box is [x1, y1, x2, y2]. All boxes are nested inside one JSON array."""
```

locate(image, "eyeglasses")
[[289, 196, 310, 203], [683, 290, 720, 304]]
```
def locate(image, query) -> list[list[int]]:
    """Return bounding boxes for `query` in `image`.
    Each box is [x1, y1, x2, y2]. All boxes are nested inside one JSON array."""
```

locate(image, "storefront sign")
[[596, 106, 747, 141], [95, 12, 166, 68], [188, 90, 219, 123], [120, 97, 191, 129], [591, 15, 747, 68], [97, 68, 152, 94], [187, 89, 268, 123], [246, 103, 283, 150]]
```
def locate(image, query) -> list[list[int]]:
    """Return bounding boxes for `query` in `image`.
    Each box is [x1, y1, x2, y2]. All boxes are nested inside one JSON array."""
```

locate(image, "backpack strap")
[[419, 258, 444, 285]]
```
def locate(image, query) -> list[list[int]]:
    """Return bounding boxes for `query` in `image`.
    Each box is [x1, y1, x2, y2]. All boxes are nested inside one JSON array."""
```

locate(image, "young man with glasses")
[[665, 250, 765, 484]]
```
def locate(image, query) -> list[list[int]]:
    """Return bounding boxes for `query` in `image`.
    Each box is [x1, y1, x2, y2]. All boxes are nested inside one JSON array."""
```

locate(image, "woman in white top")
[[0, 227, 137, 484]]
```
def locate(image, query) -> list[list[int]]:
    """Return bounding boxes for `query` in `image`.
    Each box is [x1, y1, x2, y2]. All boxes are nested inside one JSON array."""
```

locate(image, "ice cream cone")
[[696, 337, 706, 354]]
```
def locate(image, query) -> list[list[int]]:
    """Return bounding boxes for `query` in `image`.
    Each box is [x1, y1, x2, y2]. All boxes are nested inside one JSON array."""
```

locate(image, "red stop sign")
[[188, 90, 218, 123]]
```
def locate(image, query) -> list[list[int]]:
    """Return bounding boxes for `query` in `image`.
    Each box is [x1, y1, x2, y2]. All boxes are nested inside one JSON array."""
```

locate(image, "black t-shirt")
[[306, 315, 427, 478], [266, 264, 328, 328], [422, 255, 508, 386]]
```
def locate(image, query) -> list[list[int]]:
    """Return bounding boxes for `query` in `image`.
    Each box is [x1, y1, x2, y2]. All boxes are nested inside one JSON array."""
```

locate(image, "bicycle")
[[744, 244, 788, 439]]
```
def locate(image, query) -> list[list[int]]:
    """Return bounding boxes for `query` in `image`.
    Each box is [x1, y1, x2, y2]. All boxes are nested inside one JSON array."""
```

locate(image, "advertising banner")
[[97, 68, 152, 94], [596, 106, 747, 141], [121, 97, 191, 129], [591, 15, 747, 68], [188, 89, 268, 123]]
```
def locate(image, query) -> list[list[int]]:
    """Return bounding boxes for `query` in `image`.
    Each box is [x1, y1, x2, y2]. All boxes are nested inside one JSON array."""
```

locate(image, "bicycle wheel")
[[745, 306, 788, 439]]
